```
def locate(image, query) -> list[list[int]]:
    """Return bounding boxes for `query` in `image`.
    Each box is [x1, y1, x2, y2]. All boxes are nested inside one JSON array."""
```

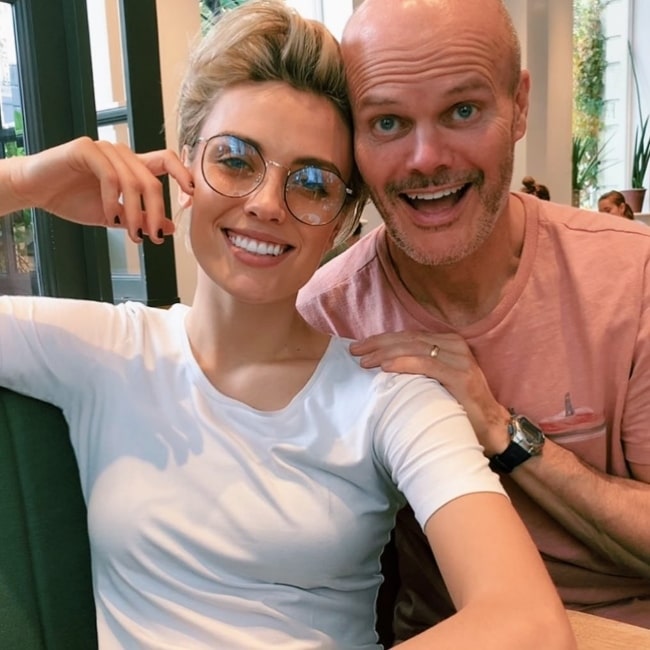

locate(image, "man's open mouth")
[[402, 183, 471, 210]]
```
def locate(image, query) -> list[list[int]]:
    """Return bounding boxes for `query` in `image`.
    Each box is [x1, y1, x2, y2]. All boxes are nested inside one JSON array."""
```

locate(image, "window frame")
[[10, 0, 113, 299], [6, 0, 178, 304]]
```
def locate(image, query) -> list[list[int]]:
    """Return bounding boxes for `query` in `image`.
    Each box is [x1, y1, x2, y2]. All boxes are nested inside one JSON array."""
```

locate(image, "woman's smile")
[[225, 228, 291, 257]]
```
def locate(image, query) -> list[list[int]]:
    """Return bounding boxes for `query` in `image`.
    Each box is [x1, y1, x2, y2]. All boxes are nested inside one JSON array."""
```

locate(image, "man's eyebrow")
[[356, 96, 401, 110], [357, 79, 492, 110], [445, 79, 492, 95]]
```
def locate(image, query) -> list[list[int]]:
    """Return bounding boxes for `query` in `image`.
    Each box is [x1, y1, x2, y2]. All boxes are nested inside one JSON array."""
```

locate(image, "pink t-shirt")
[[298, 192, 650, 627]]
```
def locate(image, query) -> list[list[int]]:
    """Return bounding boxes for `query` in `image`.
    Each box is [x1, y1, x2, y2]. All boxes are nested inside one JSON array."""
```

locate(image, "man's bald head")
[[342, 0, 522, 96]]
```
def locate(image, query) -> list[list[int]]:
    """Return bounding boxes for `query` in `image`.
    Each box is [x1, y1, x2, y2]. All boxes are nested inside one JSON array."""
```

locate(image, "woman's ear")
[[178, 145, 193, 209]]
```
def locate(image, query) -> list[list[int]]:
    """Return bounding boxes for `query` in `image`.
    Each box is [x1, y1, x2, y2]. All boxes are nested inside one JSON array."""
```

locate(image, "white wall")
[[506, 0, 574, 206], [156, 0, 201, 305]]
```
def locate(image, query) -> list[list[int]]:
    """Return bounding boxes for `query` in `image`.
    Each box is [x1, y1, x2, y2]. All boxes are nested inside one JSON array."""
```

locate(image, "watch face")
[[490, 415, 544, 473], [517, 416, 545, 444]]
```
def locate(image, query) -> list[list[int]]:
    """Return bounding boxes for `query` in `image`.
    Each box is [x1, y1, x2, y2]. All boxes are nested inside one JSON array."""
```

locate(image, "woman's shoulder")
[[321, 337, 456, 407]]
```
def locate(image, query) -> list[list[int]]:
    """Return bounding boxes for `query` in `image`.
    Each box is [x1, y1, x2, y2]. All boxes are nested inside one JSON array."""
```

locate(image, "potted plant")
[[627, 116, 650, 197], [572, 136, 610, 207], [621, 43, 650, 213]]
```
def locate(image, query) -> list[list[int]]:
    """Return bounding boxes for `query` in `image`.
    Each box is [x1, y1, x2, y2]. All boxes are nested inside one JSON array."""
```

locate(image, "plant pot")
[[620, 188, 646, 214]]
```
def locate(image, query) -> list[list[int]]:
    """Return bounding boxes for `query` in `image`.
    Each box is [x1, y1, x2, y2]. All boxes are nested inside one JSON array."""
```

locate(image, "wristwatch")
[[488, 414, 545, 473]]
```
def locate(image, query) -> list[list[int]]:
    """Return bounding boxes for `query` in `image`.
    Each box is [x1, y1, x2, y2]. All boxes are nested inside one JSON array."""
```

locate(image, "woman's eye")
[[453, 104, 476, 121], [219, 156, 250, 171]]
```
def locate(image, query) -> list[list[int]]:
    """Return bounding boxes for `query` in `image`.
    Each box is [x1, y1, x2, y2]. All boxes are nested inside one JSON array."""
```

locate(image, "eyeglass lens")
[[200, 135, 348, 225]]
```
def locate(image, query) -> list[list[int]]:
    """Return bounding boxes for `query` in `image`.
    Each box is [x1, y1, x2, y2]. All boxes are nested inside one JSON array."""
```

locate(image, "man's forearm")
[[513, 439, 650, 577]]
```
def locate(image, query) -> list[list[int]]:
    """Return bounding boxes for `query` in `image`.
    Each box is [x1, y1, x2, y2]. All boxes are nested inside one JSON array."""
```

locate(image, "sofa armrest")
[[0, 387, 97, 650]]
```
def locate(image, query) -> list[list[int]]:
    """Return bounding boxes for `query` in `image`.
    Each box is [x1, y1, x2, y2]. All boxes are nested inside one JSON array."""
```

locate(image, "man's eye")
[[374, 116, 399, 133], [453, 104, 476, 121]]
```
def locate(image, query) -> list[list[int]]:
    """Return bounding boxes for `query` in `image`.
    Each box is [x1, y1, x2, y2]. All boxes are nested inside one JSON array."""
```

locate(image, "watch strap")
[[489, 440, 532, 474]]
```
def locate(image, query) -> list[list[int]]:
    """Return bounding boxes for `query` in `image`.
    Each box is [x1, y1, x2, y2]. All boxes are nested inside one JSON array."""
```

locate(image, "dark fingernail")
[[114, 215, 121, 225], [157, 228, 164, 239], [137, 228, 143, 239]]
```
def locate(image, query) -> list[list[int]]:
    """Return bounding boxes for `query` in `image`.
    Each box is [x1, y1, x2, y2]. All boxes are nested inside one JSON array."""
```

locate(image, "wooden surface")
[[568, 609, 650, 649]]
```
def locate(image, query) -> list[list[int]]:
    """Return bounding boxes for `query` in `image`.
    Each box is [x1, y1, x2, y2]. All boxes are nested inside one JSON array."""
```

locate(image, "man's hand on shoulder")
[[350, 331, 511, 454]]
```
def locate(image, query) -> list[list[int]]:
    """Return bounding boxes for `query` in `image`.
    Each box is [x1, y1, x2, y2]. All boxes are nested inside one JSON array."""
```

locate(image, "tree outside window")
[[572, 0, 610, 207], [200, 0, 248, 28]]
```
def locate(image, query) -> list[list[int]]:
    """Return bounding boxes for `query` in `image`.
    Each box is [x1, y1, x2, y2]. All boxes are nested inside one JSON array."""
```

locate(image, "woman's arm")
[[373, 375, 576, 649], [398, 492, 576, 650], [0, 137, 193, 242]]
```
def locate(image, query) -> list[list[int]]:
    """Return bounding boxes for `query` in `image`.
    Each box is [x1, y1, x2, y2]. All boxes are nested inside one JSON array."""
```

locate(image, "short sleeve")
[[372, 373, 506, 529]]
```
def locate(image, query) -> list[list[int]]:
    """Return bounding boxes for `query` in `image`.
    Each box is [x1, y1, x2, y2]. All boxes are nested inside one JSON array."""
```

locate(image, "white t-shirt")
[[0, 297, 503, 649]]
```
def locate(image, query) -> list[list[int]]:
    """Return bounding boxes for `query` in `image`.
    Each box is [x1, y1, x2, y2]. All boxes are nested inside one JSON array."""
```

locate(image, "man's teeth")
[[411, 186, 463, 200], [228, 233, 286, 256]]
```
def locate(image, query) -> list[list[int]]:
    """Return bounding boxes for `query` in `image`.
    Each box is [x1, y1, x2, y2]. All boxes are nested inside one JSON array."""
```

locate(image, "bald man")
[[299, 0, 650, 642]]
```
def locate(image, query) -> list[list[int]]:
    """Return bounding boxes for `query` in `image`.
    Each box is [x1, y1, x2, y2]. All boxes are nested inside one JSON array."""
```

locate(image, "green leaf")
[[632, 116, 650, 189]]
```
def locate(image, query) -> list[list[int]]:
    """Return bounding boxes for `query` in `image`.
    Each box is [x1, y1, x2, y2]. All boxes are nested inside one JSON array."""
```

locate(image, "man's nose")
[[406, 126, 455, 176]]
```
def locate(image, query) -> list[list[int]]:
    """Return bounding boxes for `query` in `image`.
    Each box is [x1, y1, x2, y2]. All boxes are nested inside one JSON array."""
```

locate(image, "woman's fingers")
[[96, 142, 162, 243], [138, 149, 194, 196], [97, 142, 193, 244], [16, 137, 193, 243]]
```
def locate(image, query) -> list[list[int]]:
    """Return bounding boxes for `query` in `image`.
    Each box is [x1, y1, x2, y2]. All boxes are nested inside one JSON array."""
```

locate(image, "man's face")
[[343, 0, 529, 267]]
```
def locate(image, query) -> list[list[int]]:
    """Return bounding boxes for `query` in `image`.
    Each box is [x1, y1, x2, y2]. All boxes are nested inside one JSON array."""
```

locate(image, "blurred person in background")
[[598, 190, 635, 220], [520, 175, 550, 200]]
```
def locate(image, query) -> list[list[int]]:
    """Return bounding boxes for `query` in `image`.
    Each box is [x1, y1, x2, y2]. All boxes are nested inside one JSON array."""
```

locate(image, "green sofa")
[[0, 387, 97, 649]]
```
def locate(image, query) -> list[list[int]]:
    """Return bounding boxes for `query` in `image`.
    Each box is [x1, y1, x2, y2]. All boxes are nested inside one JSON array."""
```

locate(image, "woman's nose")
[[244, 164, 288, 222]]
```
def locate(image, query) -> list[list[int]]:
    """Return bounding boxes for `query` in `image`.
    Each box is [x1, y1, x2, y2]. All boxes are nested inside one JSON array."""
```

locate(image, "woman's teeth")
[[228, 232, 286, 256]]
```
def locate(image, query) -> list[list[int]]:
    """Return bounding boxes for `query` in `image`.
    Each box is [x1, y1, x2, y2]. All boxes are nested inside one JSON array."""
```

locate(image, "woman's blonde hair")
[[176, 0, 367, 243]]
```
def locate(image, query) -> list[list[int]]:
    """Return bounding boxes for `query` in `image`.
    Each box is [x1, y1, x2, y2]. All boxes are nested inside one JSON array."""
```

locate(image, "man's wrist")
[[483, 407, 513, 457], [488, 413, 545, 474]]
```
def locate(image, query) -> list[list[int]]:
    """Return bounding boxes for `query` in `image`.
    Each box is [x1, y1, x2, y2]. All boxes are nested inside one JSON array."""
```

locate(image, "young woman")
[[0, 1, 574, 648], [598, 190, 635, 220]]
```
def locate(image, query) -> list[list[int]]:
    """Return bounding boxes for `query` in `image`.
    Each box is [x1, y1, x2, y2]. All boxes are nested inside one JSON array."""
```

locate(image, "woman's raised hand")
[[4, 137, 194, 243]]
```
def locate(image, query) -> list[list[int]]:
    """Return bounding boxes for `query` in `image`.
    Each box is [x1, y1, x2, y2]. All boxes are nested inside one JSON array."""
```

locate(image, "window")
[[3, 0, 179, 305], [0, 3, 34, 295]]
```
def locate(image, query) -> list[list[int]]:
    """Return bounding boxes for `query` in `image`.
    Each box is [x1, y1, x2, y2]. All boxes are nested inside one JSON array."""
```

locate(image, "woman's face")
[[184, 81, 353, 306], [598, 197, 626, 217]]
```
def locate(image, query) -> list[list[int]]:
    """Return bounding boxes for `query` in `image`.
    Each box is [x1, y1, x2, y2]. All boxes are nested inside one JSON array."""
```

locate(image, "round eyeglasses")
[[195, 134, 353, 226]]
